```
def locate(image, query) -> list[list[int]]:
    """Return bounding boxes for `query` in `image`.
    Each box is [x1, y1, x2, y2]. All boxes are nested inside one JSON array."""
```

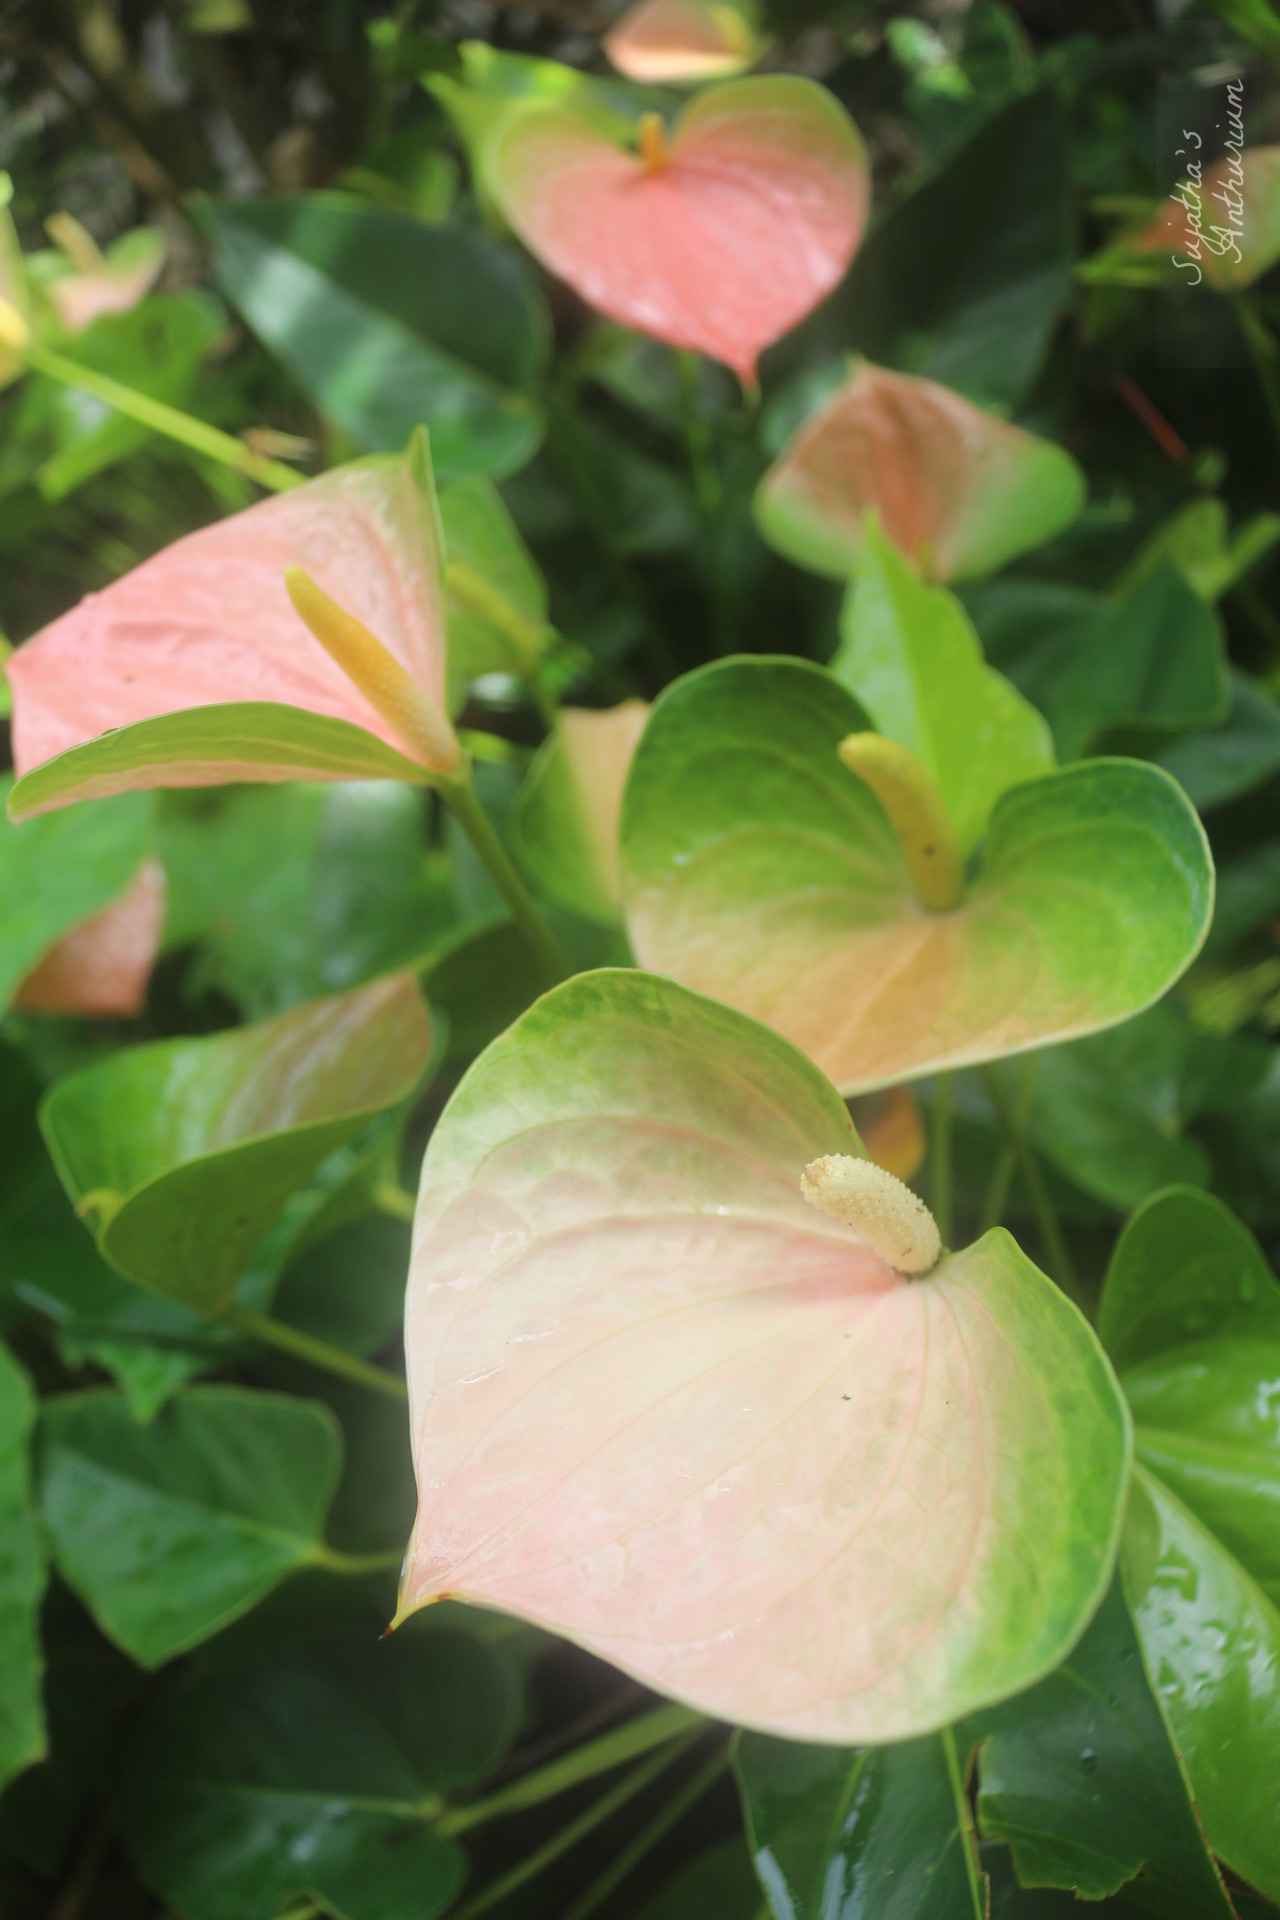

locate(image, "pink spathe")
[[15, 860, 167, 1017]]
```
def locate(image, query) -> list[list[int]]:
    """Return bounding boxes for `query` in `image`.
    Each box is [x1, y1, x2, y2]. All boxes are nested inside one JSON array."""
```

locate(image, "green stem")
[[373, 1181, 417, 1225], [441, 774, 565, 985], [676, 348, 719, 517], [449, 1737, 698, 1920], [24, 341, 305, 493], [980, 1070, 1081, 1305], [229, 1307, 407, 1400], [1235, 293, 1280, 455], [437, 1703, 702, 1836], [929, 1073, 954, 1247], [312, 1544, 404, 1576], [562, 1744, 728, 1920], [940, 1726, 984, 1918]]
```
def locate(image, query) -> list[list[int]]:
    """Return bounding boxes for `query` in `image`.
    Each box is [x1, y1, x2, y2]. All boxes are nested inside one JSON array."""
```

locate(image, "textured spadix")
[[621, 658, 1213, 1093], [7, 446, 458, 817], [604, 0, 759, 83], [401, 969, 1130, 1743], [757, 361, 1086, 581], [486, 76, 868, 383]]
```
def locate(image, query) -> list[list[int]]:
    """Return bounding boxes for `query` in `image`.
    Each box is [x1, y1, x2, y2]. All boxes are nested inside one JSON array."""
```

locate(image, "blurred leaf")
[[119, 1583, 525, 1920], [515, 702, 649, 924], [1030, 566, 1227, 763], [975, 1580, 1233, 1914], [39, 1386, 341, 1666], [0, 782, 151, 1011], [439, 477, 550, 709], [780, 91, 1072, 409], [0, 1343, 44, 1794], [157, 783, 453, 1019], [271, 1212, 408, 1362], [1153, 673, 1280, 813], [41, 975, 431, 1315], [635, 1838, 761, 1918], [196, 196, 548, 481], [736, 1728, 985, 1919], [1116, 499, 1280, 604]]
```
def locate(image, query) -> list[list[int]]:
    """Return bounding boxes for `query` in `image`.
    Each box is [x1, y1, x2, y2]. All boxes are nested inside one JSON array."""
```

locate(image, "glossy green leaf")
[[833, 523, 1054, 853], [439, 476, 549, 708], [401, 968, 1130, 1741], [515, 702, 650, 922], [1102, 1189, 1280, 1604], [0, 781, 151, 1009], [38, 1386, 341, 1666], [41, 973, 431, 1314], [621, 658, 1212, 1092], [1033, 566, 1228, 764], [1100, 1190, 1280, 1900], [975, 1580, 1233, 1914], [9, 702, 435, 820], [781, 91, 1071, 409], [196, 195, 548, 481], [736, 1727, 985, 1919], [1121, 1468, 1280, 1903], [0, 1344, 45, 1794], [119, 1584, 524, 1920]]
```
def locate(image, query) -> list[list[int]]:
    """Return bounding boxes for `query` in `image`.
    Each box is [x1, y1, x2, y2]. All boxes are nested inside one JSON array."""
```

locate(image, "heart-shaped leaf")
[[399, 968, 1130, 1742], [832, 522, 1054, 855], [974, 1579, 1235, 1915], [605, 0, 761, 83], [195, 196, 549, 481], [1100, 1190, 1280, 1900], [515, 701, 650, 922], [119, 1586, 525, 1920], [0, 1343, 45, 1794], [0, 780, 152, 1008], [756, 362, 1085, 583], [14, 859, 166, 1018], [41, 973, 431, 1315], [486, 76, 869, 383], [7, 446, 458, 817], [736, 1727, 985, 1920], [621, 658, 1212, 1093], [38, 1387, 342, 1666]]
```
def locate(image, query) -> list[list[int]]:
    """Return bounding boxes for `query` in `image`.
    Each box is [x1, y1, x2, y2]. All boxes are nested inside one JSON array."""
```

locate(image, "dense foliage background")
[[2, 0, 1280, 1915]]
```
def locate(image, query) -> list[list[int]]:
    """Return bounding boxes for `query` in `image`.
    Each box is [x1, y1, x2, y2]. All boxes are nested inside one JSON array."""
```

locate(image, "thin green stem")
[[437, 1703, 702, 1836], [940, 1726, 984, 1918], [229, 1307, 407, 1400], [312, 1544, 404, 1577], [981, 1070, 1081, 1305], [25, 341, 305, 493], [449, 1736, 699, 1920], [441, 774, 565, 985], [676, 348, 719, 517], [929, 1073, 954, 1247], [1235, 293, 1280, 455], [562, 1743, 729, 1920]]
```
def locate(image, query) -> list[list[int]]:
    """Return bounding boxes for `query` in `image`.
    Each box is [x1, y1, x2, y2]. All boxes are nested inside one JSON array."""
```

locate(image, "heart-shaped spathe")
[[399, 969, 1130, 1743], [604, 0, 759, 83], [487, 76, 869, 384]]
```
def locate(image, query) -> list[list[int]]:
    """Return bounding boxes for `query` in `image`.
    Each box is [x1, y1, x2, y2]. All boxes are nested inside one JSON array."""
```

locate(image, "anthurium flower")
[[484, 76, 869, 384], [399, 969, 1130, 1743], [604, 0, 760, 84], [1129, 143, 1280, 292], [756, 361, 1086, 581], [14, 860, 166, 1017], [6, 438, 462, 819], [38, 217, 166, 335]]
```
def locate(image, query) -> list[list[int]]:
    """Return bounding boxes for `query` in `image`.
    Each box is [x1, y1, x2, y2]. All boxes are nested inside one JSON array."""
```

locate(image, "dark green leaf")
[[196, 195, 548, 481], [1153, 674, 1280, 814], [975, 1580, 1233, 1914], [38, 1386, 342, 1665], [0, 1343, 44, 1794], [735, 1729, 985, 1919]]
